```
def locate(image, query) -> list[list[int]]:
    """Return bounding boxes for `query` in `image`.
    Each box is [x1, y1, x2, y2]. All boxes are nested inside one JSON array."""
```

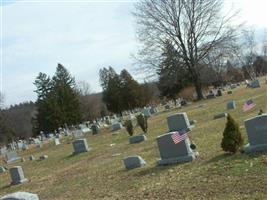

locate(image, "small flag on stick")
[[171, 130, 188, 144], [242, 99, 256, 112]]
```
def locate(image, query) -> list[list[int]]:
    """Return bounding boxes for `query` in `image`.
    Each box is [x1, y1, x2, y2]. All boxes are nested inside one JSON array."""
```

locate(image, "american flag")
[[171, 130, 188, 144], [242, 99, 256, 112]]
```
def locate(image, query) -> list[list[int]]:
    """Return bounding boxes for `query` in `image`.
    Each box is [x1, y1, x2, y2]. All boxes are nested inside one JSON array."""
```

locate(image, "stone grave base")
[[244, 143, 267, 154], [129, 135, 147, 144], [157, 152, 198, 165], [11, 178, 28, 185], [73, 148, 91, 155], [0, 192, 39, 200]]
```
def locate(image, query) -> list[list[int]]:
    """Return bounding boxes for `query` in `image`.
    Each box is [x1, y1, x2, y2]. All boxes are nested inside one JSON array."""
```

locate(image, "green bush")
[[221, 114, 244, 153], [125, 120, 134, 136], [137, 114, 148, 133]]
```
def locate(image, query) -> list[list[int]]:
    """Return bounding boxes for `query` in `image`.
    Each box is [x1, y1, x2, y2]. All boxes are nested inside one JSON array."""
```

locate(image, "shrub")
[[221, 114, 244, 153], [137, 114, 148, 133], [125, 120, 134, 136]]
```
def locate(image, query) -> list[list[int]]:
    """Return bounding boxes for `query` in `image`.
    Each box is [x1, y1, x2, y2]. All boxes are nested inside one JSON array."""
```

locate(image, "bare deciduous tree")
[[134, 0, 240, 99]]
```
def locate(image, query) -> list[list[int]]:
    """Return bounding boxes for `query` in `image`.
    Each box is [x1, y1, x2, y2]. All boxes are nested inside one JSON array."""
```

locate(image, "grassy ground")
[[0, 81, 267, 200]]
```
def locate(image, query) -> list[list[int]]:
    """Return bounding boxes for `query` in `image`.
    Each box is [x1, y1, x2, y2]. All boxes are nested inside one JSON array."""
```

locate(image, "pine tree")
[[33, 63, 81, 133], [221, 114, 244, 153]]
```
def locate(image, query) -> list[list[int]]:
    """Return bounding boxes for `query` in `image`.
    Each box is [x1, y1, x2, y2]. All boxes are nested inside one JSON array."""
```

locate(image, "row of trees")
[[99, 67, 153, 115]]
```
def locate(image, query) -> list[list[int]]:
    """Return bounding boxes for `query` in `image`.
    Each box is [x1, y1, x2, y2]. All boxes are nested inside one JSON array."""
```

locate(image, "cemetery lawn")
[[1, 82, 267, 200]]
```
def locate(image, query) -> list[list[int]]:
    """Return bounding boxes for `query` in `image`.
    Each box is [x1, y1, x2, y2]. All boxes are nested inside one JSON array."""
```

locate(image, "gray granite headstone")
[[123, 156, 146, 170], [156, 132, 198, 165], [164, 105, 170, 110], [0, 166, 6, 173], [129, 135, 147, 144], [227, 100, 236, 110], [111, 123, 123, 132], [214, 113, 227, 119], [150, 107, 158, 114], [9, 166, 28, 185], [0, 192, 39, 200], [244, 114, 267, 153], [5, 151, 21, 164], [72, 139, 90, 154], [167, 113, 192, 132]]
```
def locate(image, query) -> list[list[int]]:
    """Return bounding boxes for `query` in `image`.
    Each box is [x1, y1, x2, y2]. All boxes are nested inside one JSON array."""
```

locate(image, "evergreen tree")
[[158, 41, 189, 100], [0, 112, 15, 144], [33, 63, 81, 133], [221, 114, 244, 154]]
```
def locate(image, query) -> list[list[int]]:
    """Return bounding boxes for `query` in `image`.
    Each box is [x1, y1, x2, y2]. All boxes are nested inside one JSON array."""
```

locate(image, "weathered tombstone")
[[9, 166, 28, 185], [0, 146, 7, 155], [123, 156, 146, 170], [150, 107, 158, 114], [72, 139, 90, 154], [0, 192, 39, 200], [244, 114, 267, 153], [214, 113, 228, 119], [111, 123, 123, 132], [29, 155, 35, 161], [167, 113, 192, 132], [39, 155, 48, 160], [217, 89, 223, 96], [129, 135, 147, 144], [0, 166, 6, 173], [21, 158, 26, 162], [227, 100, 236, 110], [156, 132, 198, 165], [5, 151, 21, 164], [54, 138, 60, 146]]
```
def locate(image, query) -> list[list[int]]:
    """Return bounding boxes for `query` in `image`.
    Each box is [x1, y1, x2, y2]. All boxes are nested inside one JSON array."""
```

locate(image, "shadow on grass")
[[0, 184, 11, 190], [206, 151, 267, 164]]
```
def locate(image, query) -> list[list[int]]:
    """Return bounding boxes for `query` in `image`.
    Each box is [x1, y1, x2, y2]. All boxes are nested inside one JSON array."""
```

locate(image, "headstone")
[[167, 113, 192, 132], [5, 150, 21, 164], [216, 89, 223, 96], [206, 92, 216, 99], [22, 143, 28, 150], [180, 100, 187, 106], [249, 79, 260, 88], [72, 139, 90, 154], [39, 155, 48, 160], [9, 166, 28, 185], [129, 135, 147, 144], [244, 114, 267, 153], [143, 108, 152, 118], [21, 158, 26, 162], [123, 156, 146, 170], [214, 113, 227, 119], [91, 124, 99, 135], [227, 91, 233, 94], [29, 155, 35, 161], [156, 132, 198, 165], [0, 192, 39, 200], [227, 100, 236, 110], [150, 107, 158, 114], [73, 130, 84, 139], [111, 123, 123, 132], [54, 138, 60, 145], [164, 105, 170, 110], [0, 166, 6, 173]]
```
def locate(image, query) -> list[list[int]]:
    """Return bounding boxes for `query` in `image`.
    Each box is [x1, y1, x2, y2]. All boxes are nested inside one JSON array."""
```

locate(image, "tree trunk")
[[193, 78, 204, 100]]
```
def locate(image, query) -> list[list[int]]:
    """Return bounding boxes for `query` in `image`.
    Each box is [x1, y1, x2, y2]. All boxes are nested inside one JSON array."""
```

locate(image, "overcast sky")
[[1, 0, 267, 106]]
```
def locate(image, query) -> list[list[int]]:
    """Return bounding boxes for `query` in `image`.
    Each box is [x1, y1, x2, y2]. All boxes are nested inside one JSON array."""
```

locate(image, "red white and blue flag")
[[171, 130, 188, 144], [242, 99, 256, 112]]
